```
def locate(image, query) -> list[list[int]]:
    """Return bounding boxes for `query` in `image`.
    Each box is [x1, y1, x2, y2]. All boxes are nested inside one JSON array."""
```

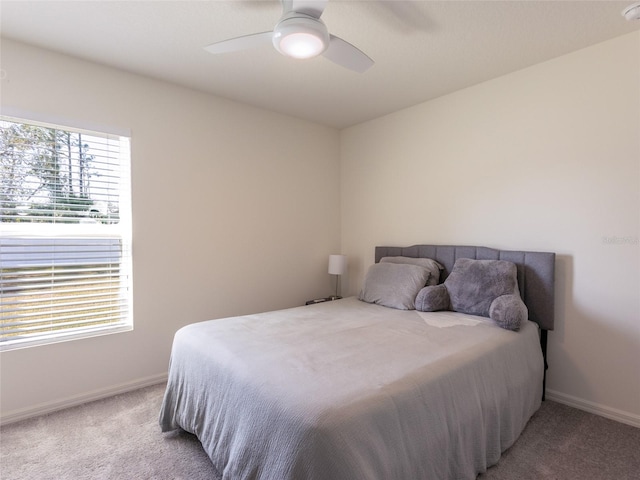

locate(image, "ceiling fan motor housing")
[[273, 13, 330, 59]]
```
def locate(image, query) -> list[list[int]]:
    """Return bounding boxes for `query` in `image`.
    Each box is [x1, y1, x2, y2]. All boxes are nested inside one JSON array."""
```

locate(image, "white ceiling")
[[1, 0, 638, 128]]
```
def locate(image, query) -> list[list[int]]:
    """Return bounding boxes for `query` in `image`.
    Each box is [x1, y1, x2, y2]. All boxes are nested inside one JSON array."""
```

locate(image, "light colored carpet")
[[1, 383, 638, 479], [0, 384, 218, 480]]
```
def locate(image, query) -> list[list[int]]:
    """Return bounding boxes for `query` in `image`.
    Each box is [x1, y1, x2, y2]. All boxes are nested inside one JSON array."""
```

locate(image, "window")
[[0, 116, 132, 350]]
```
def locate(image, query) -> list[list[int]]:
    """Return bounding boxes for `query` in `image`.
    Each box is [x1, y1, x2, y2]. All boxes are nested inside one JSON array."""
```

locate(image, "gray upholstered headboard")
[[375, 245, 556, 331]]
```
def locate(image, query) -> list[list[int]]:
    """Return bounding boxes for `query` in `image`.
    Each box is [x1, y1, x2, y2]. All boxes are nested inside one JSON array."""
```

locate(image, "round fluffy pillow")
[[489, 294, 528, 331], [414, 285, 450, 312]]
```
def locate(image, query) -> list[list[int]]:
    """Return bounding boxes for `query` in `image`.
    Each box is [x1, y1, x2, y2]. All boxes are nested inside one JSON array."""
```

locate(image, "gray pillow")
[[444, 258, 527, 331], [358, 263, 431, 310], [490, 294, 528, 331], [415, 284, 450, 312], [380, 256, 443, 286]]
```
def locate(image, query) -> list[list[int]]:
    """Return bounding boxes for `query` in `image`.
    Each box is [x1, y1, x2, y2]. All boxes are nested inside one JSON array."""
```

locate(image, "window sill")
[[0, 323, 133, 352]]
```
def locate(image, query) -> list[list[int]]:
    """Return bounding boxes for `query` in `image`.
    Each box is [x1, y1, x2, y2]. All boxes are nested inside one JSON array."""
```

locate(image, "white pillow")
[[358, 263, 431, 310], [380, 256, 443, 286]]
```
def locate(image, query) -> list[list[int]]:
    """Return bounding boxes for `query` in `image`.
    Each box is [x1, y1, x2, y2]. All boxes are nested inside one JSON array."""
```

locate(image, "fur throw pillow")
[[415, 258, 528, 331]]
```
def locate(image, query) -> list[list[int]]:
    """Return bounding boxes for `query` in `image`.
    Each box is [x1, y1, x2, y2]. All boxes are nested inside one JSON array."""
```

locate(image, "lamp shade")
[[328, 254, 347, 275]]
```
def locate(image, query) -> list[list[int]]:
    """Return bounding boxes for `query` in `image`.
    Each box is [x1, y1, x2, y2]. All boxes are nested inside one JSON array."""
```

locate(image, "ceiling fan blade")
[[284, 0, 328, 19], [323, 35, 374, 73], [204, 31, 273, 54]]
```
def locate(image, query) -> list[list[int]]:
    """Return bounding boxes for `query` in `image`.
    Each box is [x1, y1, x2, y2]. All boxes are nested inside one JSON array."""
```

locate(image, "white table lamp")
[[328, 254, 347, 300]]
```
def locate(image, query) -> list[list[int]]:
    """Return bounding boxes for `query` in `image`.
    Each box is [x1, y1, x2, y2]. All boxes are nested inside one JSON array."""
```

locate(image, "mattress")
[[159, 296, 544, 480]]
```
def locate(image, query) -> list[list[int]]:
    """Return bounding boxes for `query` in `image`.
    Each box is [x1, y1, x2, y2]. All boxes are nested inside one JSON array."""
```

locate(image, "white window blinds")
[[0, 116, 132, 350]]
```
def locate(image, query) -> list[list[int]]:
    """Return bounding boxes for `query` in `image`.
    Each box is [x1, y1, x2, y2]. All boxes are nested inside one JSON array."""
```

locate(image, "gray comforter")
[[159, 297, 543, 480]]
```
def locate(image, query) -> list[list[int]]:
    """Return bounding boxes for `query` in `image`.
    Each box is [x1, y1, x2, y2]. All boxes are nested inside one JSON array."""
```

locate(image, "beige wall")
[[2, 32, 639, 426], [341, 32, 640, 425], [0, 39, 341, 421]]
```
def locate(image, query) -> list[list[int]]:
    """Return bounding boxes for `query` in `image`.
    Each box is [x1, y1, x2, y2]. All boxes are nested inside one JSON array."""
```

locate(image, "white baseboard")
[[3, 379, 637, 429], [0, 373, 168, 426], [545, 388, 640, 428]]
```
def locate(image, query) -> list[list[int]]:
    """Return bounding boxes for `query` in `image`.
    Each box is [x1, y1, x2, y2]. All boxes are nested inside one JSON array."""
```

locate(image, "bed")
[[160, 244, 555, 480]]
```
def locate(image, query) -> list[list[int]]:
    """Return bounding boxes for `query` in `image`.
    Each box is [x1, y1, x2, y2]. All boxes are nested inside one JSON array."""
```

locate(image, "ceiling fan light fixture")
[[279, 32, 325, 58], [273, 15, 329, 59]]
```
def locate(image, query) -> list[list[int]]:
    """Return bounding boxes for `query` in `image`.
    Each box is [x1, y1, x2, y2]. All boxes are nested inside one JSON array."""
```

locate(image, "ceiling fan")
[[204, 0, 374, 73]]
